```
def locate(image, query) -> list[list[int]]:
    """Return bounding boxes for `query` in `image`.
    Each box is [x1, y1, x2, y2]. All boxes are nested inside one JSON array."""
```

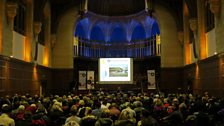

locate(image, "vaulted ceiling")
[[32, 0, 195, 33]]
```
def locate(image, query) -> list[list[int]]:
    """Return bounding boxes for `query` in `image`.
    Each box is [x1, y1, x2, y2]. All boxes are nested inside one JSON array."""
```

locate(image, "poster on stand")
[[79, 71, 87, 90], [147, 70, 156, 89], [87, 71, 94, 90]]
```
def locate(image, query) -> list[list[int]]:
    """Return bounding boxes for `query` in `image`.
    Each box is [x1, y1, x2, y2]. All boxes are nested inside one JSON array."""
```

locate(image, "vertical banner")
[[87, 71, 94, 90], [79, 71, 87, 90], [147, 70, 156, 89]]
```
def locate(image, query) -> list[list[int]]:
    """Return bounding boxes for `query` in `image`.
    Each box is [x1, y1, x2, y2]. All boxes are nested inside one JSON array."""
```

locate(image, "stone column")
[[183, 3, 191, 64], [189, 18, 199, 59], [6, 2, 18, 30], [25, 0, 34, 62], [33, 21, 42, 61], [5, 1, 17, 56], [43, 18, 51, 66], [197, 0, 207, 59]]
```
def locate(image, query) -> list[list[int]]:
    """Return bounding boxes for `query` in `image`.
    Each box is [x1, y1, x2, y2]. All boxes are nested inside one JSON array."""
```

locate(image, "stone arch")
[[131, 22, 146, 41], [74, 21, 86, 39], [90, 24, 105, 42], [52, 7, 79, 68], [74, 18, 90, 39], [155, 4, 183, 67], [109, 22, 127, 42]]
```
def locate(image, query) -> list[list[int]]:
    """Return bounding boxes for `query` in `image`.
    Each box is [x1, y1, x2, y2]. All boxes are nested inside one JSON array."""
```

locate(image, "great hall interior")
[[0, 0, 223, 97], [1, 0, 224, 126]]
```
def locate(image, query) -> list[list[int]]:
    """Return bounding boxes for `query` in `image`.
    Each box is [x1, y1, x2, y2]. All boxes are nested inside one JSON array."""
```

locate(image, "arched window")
[[131, 24, 146, 41], [90, 25, 105, 42], [110, 25, 126, 42]]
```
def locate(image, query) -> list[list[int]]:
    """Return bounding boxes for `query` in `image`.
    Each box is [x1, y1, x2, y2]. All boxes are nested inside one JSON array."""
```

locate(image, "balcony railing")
[[74, 36, 161, 58]]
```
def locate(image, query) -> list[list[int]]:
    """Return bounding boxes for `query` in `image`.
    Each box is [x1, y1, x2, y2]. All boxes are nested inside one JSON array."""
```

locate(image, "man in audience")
[[65, 105, 81, 124], [138, 109, 159, 126], [0, 104, 15, 126]]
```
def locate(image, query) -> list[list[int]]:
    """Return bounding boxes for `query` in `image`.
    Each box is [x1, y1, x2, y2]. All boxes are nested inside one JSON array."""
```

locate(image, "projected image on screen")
[[99, 58, 133, 84], [109, 64, 128, 77]]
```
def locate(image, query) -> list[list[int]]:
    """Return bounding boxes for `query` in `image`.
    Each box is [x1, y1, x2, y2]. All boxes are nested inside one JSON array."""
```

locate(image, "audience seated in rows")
[[0, 91, 224, 126]]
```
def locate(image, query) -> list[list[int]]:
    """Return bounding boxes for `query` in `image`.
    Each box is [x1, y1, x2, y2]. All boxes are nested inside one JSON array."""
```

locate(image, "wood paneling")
[[183, 55, 224, 96], [161, 54, 224, 97], [50, 69, 74, 95], [0, 55, 52, 96], [1, 54, 224, 97], [160, 67, 183, 93]]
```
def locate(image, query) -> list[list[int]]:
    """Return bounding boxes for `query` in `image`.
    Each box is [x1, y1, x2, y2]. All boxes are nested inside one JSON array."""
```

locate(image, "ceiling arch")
[[131, 23, 146, 41], [74, 11, 160, 42], [90, 25, 105, 42]]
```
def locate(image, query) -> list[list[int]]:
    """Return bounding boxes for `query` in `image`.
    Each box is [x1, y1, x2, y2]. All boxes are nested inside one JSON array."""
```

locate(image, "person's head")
[[64, 121, 80, 126], [51, 101, 63, 112], [95, 118, 113, 126], [85, 107, 92, 115], [101, 108, 111, 118], [119, 109, 135, 121], [114, 120, 135, 126], [133, 101, 142, 108], [1, 104, 11, 114], [179, 102, 187, 112], [80, 115, 97, 126], [70, 105, 78, 116]]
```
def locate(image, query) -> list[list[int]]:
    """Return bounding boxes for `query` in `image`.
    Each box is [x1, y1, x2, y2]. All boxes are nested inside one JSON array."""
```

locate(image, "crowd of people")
[[0, 90, 224, 126]]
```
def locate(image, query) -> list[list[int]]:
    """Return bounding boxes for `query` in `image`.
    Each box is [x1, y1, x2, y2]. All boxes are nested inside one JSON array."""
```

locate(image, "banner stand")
[[147, 70, 156, 89]]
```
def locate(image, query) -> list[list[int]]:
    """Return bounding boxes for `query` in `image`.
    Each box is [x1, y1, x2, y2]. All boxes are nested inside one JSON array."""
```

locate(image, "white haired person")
[[0, 104, 15, 126]]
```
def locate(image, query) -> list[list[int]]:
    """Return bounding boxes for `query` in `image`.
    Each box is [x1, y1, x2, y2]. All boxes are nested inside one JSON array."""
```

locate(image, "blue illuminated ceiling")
[[74, 11, 160, 43]]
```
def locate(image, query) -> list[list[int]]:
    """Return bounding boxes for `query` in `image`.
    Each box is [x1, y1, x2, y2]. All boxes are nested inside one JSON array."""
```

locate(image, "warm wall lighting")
[[43, 47, 49, 67], [185, 42, 191, 64], [195, 62, 199, 79], [33, 65, 38, 81], [24, 36, 31, 62], [43, 56, 49, 67], [194, 62, 200, 92]]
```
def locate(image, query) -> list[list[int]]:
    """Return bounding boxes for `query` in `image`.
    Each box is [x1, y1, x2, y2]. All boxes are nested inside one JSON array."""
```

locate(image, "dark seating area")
[[1, 91, 224, 126]]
